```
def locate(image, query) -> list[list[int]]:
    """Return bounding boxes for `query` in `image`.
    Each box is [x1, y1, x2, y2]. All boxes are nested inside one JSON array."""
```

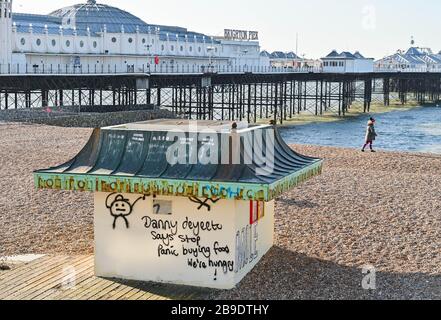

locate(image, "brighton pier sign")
[[224, 29, 259, 41]]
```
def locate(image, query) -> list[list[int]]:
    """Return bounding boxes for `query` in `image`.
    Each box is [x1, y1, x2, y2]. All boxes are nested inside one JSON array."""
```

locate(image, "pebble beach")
[[0, 122, 440, 300]]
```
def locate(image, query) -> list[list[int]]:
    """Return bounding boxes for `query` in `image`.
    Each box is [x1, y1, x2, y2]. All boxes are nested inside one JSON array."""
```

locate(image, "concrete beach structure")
[[34, 120, 323, 289]]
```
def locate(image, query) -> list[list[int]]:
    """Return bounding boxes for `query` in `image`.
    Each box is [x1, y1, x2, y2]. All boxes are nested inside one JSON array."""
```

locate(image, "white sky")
[[12, 0, 441, 59]]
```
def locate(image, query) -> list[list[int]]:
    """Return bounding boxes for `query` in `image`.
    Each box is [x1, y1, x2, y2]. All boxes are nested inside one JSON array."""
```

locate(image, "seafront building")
[[259, 50, 321, 71], [3, 0, 440, 75], [375, 47, 441, 72], [265, 51, 303, 68], [0, 0, 267, 73], [321, 50, 374, 73]]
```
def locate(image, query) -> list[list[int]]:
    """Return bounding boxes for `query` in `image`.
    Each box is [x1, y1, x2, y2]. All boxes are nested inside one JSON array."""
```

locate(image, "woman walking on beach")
[[362, 117, 378, 152]]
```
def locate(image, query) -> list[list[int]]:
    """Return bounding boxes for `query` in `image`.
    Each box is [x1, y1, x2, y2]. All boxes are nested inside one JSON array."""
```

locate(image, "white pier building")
[[0, 0, 267, 73], [321, 50, 374, 73]]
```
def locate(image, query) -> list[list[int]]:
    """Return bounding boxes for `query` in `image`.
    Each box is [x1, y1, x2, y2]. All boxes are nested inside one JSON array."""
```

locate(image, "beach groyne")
[[0, 106, 176, 127]]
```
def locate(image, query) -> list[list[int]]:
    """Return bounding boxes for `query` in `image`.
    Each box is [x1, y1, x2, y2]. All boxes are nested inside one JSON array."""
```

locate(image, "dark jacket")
[[365, 121, 377, 142]]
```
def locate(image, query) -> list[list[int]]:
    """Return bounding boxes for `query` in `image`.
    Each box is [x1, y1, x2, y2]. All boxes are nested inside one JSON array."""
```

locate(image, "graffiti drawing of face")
[[111, 195, 132, 216], [106, 193, 146, 230]]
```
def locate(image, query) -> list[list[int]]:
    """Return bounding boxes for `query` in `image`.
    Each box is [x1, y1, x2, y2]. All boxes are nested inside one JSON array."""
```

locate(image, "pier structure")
[[1, 71, 441, 124]]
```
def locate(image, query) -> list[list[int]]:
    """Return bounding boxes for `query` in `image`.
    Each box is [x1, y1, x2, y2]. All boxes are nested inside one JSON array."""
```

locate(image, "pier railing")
[[2, 63, 440, 76], [374, 67, 437, 73], [0, 63, 323, 75]]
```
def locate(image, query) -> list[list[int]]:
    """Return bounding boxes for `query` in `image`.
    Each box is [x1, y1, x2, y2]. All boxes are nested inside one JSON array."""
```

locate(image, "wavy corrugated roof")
[[34, 121, 323, 201]]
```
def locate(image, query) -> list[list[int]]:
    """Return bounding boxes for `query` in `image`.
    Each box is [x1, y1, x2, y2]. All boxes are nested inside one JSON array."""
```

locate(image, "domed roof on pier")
[[49, 0, 151, 34], [13, 0, 219, 43]]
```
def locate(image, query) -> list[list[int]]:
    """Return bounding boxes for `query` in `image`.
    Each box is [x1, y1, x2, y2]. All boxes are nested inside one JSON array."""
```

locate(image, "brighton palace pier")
[[1, 0, 441, 123], [0, 0, 264, 72]]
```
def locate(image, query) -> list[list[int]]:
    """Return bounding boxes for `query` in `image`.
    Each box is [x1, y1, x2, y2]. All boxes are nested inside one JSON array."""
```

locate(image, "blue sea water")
[[279, 105, 441, 154]]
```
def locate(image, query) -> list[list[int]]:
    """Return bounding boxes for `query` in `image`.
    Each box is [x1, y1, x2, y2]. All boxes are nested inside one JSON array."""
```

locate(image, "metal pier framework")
[[1, 72, 440, 123]]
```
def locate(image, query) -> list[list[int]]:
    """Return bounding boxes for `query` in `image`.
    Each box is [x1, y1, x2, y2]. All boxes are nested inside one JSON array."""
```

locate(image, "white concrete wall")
[[322, 59, 373, 73], [94, 192, 274, 289], [353, 59, 374, 73], [10, 28, 264, 71], [322, 60, 346, 73], [0, 0, 13, 66], [2, 0, 267, 71]]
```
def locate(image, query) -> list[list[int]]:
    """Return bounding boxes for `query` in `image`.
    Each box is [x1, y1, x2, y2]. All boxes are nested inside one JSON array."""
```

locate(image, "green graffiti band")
[[34, 161, 323, 202]]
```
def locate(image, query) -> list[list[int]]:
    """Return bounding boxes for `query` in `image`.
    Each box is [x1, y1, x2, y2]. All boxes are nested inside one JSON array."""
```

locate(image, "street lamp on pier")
[[207, 46, 215, 72]]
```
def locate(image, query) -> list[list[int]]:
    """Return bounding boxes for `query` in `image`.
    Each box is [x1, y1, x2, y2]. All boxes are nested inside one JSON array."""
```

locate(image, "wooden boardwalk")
[[0, 255, 212, 300]]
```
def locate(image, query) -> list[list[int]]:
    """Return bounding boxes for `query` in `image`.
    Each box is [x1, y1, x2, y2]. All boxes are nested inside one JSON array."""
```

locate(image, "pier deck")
[[1, 71, 441, 124]]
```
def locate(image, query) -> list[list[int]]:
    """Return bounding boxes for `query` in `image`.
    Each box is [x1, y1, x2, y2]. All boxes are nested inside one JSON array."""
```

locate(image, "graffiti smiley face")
[[106, 193, 146, 230], [111, 196, 132, 217]]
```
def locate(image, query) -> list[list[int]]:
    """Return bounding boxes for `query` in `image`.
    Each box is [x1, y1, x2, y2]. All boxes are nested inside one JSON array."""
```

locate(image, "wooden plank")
[[95, 285, 126, 300], [0, 256, 73, 299], [0, 255, 209, 301], [0, 256, 69, 292], [10, 256, 92, 300], [118, 287, 144, 300], [128, 288, 158, 301], [55, 273, 102, 300], [0, 256, 52, 282], [39, 265, 95, 300], [0, 270, 11, 282], [99, 284, 135, 301], [74, 278, 120, 300], [42, 258, 99, 300], [27, 257, 95, 300], [127, 290, 148, 300], [9, 257, 88, 300], [85, 282, 123, 300], [10, 256, 90, 300], [136, 286, 170, 301], [136, 292, 157, 300]]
